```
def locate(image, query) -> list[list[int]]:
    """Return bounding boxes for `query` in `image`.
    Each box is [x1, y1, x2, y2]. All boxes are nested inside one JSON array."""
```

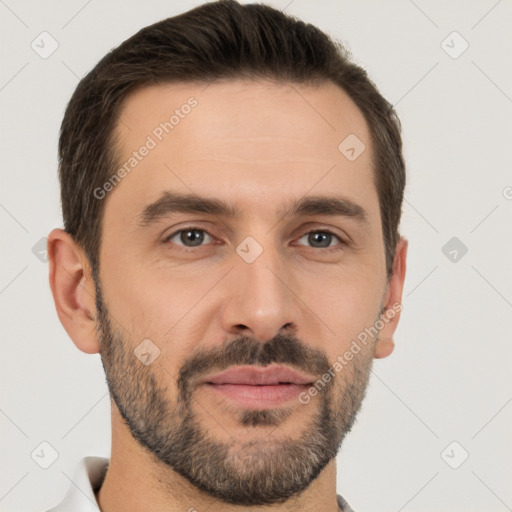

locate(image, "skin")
[[48, 80, 407, 512]]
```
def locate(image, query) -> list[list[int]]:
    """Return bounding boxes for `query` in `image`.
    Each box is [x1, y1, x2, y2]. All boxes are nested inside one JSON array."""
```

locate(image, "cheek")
[[100, 260, 220, 341], [297, 264, 384, 339]]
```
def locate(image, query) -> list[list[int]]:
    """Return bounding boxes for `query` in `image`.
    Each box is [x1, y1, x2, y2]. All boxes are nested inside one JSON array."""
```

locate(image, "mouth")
[[199, 365, 315, 408]]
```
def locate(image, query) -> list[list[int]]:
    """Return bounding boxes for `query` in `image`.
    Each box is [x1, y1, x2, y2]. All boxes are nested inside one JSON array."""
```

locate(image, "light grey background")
[[1, 1, 511, 511]]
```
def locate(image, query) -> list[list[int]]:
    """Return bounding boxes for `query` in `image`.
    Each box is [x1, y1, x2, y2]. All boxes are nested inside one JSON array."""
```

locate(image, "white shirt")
[[46, 456, 356, 512], [46, 456, 108, 512]]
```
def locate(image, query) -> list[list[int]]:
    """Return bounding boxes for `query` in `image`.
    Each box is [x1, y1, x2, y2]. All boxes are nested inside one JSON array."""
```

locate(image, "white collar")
[[47, 456, 108, 511]]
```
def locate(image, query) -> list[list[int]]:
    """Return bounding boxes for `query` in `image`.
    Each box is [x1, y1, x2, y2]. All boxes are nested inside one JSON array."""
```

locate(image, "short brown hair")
[[59, 0, 405, 279]]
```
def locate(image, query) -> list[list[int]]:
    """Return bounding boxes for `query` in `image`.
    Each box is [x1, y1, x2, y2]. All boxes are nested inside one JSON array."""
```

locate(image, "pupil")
[[309, 232, 331, 248], [181, 229, 203, 246]]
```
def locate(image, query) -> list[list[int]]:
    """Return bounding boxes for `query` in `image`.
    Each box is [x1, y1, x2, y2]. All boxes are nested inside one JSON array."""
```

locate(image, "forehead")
[[105, 79, 378, 225]]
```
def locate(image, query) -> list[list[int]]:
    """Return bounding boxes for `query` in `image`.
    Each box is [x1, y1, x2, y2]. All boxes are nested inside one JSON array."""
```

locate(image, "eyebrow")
[[139, 191, 369, 226]]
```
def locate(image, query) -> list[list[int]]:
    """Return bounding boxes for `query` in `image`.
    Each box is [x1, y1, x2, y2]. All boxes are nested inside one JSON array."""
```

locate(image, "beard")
[[94, 278, 375, 506]]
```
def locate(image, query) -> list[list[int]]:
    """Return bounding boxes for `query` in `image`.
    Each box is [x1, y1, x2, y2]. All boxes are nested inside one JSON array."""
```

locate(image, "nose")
[[220, 244, 298, 342]]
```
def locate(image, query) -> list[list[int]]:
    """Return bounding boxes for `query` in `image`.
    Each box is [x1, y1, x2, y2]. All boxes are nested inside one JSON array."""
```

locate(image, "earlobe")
[[374, 236, 408, 359], [374, 337, 395, 359], [48, 228, 100, 354]]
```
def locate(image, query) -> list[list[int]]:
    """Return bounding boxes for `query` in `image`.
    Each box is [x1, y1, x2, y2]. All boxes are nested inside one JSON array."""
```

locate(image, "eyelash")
[[163, 226, 346, 252]]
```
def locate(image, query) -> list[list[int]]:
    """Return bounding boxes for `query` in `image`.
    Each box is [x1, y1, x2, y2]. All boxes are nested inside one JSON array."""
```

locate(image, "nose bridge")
[[221, 235, 296, 341], [244, 250, 285, 308]]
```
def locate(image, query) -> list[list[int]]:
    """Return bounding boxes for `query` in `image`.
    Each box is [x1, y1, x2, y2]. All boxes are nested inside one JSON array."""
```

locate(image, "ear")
[[374, 236, 408, 359], [48, 228, 100, 354]]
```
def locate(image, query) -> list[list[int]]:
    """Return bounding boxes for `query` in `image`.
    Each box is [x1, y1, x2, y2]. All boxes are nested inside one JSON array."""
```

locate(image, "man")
[[47, 1, 407, 510]]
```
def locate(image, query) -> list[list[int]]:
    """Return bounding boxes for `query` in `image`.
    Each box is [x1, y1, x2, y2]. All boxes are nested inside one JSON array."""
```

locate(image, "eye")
[[164, 227, 214, 247], [163, 227, 345, 252], [296, 230, 344, 249]]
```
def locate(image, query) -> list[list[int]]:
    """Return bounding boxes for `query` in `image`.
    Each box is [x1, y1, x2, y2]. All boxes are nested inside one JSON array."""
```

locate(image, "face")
[[95, 80, 391, 505]]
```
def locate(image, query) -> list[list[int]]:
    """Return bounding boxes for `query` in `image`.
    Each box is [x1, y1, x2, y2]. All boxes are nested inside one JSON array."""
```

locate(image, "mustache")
[[177, 333, 332, 399]]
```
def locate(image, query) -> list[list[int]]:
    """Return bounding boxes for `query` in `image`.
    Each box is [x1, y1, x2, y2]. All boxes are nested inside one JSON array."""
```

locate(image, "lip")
[[200, 365, 316, 386], [199, 365, 316, 409]]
